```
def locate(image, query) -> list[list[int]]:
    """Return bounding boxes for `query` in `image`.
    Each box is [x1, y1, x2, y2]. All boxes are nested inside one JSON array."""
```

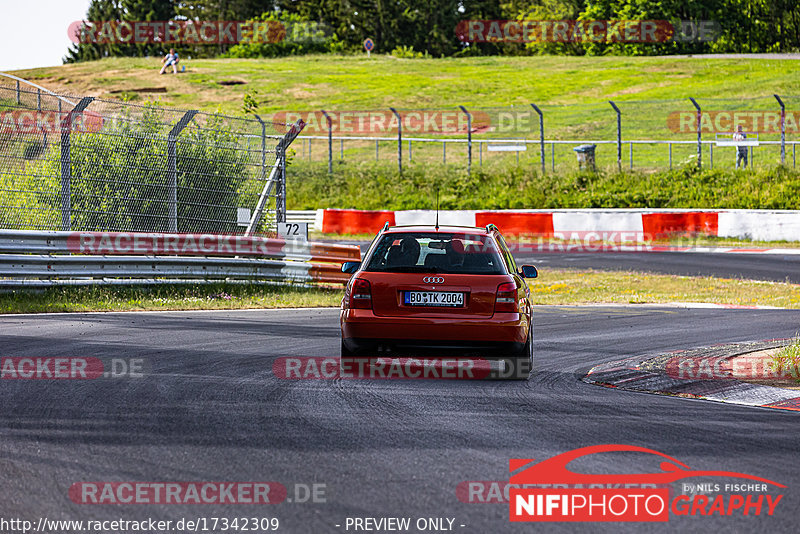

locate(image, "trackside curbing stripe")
[[583, 340, 800, 412], [316, 208, 800, 246]]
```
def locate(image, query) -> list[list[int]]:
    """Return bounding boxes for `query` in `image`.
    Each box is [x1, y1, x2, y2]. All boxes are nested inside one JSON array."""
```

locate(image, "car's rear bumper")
[[340, 308, 529, 353]]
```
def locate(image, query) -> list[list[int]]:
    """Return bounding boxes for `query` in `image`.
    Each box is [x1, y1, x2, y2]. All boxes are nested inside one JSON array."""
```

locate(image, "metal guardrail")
[[0, 230, 358, 287], [286, 210, 318, 227]]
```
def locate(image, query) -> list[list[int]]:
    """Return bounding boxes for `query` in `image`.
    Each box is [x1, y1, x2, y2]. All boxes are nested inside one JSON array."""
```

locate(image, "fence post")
[[277, 119, 304, 225], [689, 98, 702, 168], [775, 94, 785, 165], [609, 101, 621, 172], [253, 113, 268, 186], [629, 142, 633, 170], [390, 107, 402, 173], [37, 88, 41, 111], [321, 109, 333, 174], [59, 96, 94, 231], [167, 110, 197, 233], [710, 143, 713, 169], [530, 104, 545, 175], [458, 105, 471, 174], [15, 80, 20, 105], [246, 119, 305, 235]]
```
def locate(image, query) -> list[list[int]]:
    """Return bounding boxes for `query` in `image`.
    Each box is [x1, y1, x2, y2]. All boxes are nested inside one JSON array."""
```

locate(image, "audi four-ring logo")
[[423, 277, 445, 284]]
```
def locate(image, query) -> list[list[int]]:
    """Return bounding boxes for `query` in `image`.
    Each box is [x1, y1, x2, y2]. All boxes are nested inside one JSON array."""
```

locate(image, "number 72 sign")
[[277, 222, 308, 241]]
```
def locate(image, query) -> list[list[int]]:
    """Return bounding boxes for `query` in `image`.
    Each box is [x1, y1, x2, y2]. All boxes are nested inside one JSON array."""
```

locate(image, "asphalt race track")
[[516, 251, 800, 283], [345, 240, 800, 283], [1, 304, 799, 533]]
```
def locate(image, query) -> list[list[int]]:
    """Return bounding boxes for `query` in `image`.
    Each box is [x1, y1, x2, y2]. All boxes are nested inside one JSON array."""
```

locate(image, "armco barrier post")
[[530, 104, 545, 175], [390, 107, 402, 173], [609, 101, 621, 172], [775, 94, 785, 165], [321, 109, 333, 174], [689, 98, 702, 168], [459, 106, 472, 174], [167, 110, 198, 233], [60, 96, 94, 231]]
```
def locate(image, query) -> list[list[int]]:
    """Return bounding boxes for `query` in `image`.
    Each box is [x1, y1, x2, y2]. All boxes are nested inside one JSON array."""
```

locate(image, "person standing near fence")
[[733, 125, 748, 169]]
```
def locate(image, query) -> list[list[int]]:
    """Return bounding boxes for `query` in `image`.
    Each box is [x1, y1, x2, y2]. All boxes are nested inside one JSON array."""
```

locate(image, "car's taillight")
[[495, 282, 518, 313], [347, 277, 372, 309]]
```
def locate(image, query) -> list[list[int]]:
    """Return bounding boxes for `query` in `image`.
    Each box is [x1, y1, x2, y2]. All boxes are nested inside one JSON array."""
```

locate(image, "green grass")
[[529, 268, 800, 308], [287, 161, 800, 210], [17, 55, 800, 113], [0, 283, 342, 314], [1, 268, 798, 314], [770, 337, 800, 379], [10, 54, 800, 185], [12, 55, 800, 148]]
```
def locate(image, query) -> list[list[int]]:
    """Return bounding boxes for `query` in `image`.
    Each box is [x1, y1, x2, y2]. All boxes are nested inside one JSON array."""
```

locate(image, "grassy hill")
[[7, 55, 800, 211], [11, 55, 800, 115]]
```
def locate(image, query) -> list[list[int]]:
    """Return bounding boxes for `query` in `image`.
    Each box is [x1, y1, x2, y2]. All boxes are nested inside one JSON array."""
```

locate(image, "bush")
[[224, 13, 335, 58], [390, 46, 429, 59], [10, 105, 252, 233]]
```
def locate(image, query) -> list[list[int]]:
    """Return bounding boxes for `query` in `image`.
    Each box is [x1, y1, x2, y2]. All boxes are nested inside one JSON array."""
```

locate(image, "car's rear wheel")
[[498, 323, 533, 380], [341, 339, 356, 357]]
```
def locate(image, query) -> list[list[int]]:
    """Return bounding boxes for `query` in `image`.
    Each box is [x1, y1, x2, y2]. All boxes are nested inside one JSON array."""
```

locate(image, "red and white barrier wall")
[[315, 208, 800, 242]]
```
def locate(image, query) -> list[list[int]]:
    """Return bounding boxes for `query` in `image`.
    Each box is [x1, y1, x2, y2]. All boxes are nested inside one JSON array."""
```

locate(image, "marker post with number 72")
[[277, 222, 308, 242]]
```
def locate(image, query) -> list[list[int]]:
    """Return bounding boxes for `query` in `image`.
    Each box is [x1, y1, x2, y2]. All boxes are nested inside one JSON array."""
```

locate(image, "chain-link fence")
[[0, 79, 303, 234], [283, 97, 800, 173]]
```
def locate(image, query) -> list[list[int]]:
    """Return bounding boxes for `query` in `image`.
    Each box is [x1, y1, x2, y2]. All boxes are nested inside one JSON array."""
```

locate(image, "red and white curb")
[[312, 208, 800, 245], [583, 340, 800, 412]]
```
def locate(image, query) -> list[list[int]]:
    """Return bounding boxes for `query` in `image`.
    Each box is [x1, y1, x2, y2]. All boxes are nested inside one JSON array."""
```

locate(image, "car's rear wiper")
[[380, 266, 439, 273]]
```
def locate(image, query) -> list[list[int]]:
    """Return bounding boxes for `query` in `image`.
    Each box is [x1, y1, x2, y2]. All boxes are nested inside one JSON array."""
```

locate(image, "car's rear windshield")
[[364, 232, 507, 274]]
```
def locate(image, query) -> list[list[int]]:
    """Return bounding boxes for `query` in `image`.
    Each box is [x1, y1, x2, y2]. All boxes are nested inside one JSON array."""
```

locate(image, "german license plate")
[[405, 291, 464, 307]]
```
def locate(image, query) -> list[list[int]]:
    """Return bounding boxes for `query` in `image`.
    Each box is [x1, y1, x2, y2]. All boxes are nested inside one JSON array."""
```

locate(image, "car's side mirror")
[[341, 261, 361, 274], [520, 265, 538, 279]]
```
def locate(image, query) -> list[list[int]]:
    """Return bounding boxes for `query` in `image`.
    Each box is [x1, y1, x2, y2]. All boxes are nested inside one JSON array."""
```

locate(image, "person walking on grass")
[[733, 125, 748, 169], [159, 49, 179, 75]]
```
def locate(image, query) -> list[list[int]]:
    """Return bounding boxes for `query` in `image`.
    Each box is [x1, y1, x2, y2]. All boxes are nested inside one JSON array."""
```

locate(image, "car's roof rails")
[[485, 223, 499, 233]]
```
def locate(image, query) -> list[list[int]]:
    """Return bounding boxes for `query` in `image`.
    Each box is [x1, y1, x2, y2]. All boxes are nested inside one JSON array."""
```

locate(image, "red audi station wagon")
[[339, 224, 538, 379]]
